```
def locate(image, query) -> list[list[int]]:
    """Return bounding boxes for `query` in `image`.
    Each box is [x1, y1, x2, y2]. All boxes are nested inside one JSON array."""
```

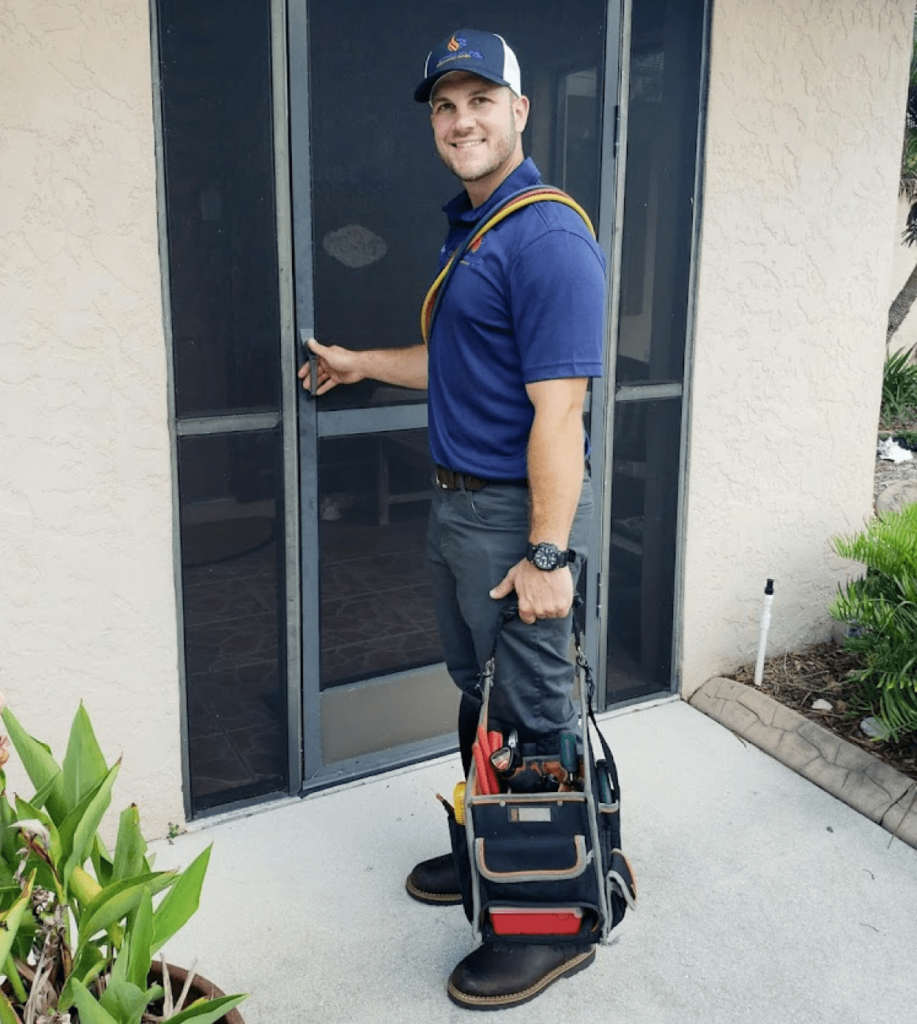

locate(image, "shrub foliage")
[[831, 503, 917, 741], [881, 344, 917, 426]]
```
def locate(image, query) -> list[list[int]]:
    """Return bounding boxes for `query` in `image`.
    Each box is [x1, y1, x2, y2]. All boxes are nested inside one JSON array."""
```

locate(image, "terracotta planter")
[[2, 963, 245, 1024], [148, 961, 246, 1024]]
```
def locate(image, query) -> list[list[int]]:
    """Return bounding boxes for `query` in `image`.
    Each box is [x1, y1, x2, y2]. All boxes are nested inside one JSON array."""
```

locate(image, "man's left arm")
[[489, 376, 588, 625]]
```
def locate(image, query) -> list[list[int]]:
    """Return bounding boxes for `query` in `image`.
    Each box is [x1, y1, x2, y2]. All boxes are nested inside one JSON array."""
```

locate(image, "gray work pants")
[[426, 475, 593, 771]]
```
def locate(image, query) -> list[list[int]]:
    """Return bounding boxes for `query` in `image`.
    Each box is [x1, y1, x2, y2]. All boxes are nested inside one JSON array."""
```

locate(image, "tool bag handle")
[[477, 597, 620, 806]]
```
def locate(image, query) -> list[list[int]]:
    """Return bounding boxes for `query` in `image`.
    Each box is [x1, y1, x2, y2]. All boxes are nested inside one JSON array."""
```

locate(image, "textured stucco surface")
[[682, 0, 914, 697], [0, 2, 183, 835]]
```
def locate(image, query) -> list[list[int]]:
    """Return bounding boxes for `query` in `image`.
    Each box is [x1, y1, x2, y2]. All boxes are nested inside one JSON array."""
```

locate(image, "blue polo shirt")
[[427, 158, 606, 480]]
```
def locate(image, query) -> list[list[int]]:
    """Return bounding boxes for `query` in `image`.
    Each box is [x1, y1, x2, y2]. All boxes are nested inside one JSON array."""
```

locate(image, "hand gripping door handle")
[[299, 327, 318, 397]]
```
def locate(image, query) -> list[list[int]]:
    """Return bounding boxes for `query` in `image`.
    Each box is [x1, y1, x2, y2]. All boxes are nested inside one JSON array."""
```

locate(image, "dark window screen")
[[178, 431, 289, 811], [616, 0, 704, 386], [606, 398, 682, 701], [157, 0, 289, 813], [317, 430, 439, 688], [159, 0, 281, 417]]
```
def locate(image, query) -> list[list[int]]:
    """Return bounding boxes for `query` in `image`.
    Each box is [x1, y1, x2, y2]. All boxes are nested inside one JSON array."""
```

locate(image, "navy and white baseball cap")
[[414, 29, 522, 103]]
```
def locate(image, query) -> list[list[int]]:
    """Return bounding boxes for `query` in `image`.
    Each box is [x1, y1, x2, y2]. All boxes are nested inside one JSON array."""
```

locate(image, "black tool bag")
[[446, 606, 637, 946]]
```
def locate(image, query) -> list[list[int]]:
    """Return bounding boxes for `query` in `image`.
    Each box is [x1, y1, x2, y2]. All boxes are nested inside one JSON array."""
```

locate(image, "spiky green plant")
[[830, 503, 917, 741], [0, 704, 246, 1024], [881, 344, 917, 426]]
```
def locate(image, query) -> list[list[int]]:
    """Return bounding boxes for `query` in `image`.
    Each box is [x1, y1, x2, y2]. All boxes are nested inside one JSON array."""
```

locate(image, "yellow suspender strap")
[[420, 187, 596, 345]]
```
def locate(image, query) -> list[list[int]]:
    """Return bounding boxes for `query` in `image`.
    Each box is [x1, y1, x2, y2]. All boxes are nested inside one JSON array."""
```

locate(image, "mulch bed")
[[727, 642, 917, 784]]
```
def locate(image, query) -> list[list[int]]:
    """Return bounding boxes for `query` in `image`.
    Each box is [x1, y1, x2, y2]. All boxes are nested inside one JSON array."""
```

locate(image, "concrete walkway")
[[691, 677, 917, 848], [153, 699, 917, 1024]]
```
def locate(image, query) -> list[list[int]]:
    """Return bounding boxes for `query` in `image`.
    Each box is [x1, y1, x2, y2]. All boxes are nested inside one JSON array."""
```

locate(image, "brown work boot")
[[447, 942, 596, 1010], [405, 852, 462, 905]]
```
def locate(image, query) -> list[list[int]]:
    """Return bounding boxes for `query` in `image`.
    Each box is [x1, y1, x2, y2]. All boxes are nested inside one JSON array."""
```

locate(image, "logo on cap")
[[447, 35, 464, 52]]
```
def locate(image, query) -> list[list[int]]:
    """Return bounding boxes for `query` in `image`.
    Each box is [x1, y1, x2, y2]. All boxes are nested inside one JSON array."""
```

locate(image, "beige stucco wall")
[[681, 0, 914, 696], [0, 2, 183, 835]]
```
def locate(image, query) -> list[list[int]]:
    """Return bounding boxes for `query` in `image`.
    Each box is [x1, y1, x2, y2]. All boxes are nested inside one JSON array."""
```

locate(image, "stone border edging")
[[689, 676, 917, 849]]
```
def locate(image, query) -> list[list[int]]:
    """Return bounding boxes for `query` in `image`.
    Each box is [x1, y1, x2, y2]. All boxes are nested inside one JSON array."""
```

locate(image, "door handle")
[[299, 327, 318, 397]]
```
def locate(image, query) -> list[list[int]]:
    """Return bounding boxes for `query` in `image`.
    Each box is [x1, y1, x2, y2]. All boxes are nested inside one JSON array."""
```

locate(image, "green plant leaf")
[[61, 702, 110, 810], [58, 943, 107, 1013], [0, 991, 22, 1024], [13, 796, 63, 872], [881, 344, 917, 422], [831, 502, 917, 741], [150, 845, 212, 953], [25, 768, 61, 819], [166, 993, 248, 1024], [76, 871, 178, 958], [115, 887, 154, 992], [0, 871, 33, 968], [112, 805, 148, 883], [61, 761, 120, 889], [100, 979, 151, 1024], [0, 791, 18, 868], [2, 952, 27, 1006], [1, 707, 66, 824], [92, 833, 115, 888], [57, 765, 120, 865], [70, 979, 121, 1024]]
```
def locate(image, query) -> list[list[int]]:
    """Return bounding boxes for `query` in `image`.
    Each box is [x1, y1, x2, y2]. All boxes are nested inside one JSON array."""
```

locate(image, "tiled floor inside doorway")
[[183, 505, 441, 811]]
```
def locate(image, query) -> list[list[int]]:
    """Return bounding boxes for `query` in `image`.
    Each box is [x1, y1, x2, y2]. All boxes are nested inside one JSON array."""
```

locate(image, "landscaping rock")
[[876, 478, 917, 514]]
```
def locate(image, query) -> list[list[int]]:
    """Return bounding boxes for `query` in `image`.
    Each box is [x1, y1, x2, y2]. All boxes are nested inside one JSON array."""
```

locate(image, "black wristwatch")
[[526, 542, 576, 571]]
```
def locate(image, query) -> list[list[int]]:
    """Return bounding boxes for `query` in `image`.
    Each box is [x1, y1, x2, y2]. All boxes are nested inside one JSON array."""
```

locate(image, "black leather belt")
[[434, 466, 528, 491]]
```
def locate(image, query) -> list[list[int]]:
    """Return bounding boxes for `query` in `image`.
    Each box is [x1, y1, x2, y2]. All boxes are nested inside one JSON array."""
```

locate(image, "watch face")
[[531, 543, 561, 570], [533, 547, 554, 569]]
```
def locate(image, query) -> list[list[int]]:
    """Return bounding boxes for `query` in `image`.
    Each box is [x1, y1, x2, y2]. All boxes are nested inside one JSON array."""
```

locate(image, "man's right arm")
[[298, 338, 428, 395]]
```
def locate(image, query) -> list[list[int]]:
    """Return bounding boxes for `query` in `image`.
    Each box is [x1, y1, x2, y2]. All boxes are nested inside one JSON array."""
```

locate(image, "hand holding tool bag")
[[444, 604, 637, 946]]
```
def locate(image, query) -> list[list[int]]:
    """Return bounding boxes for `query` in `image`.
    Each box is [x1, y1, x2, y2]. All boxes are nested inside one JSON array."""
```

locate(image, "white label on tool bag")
[[509, 807, 553, 823]]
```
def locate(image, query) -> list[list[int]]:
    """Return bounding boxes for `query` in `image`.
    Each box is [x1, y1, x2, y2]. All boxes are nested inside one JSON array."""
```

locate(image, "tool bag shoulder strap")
[[420, 185, 595, 345]]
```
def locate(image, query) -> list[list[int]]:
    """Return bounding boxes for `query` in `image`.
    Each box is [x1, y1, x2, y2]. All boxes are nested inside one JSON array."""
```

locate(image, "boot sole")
[[404, 878, 463, 906], [446, 946, 596, 1010]]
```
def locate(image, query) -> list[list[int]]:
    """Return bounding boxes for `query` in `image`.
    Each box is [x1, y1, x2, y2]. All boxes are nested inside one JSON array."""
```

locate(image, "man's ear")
[[512, 94, 530, 133]]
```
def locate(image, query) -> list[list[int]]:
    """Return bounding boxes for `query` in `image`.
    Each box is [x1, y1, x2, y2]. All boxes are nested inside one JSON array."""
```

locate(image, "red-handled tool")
[[473, 725, 502, 794]]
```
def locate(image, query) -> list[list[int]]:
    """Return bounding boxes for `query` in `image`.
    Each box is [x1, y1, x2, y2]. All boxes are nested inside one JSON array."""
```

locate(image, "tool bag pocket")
[[466, 790, 605, 945], [593, 763, 637, 931]]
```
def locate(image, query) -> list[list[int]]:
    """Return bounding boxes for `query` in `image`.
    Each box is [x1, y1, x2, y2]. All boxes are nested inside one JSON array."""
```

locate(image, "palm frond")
[[830, 504, 917, 741]]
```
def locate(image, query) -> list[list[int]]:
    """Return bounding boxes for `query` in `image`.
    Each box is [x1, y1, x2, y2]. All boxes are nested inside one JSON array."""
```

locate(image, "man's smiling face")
[[430, 71, 529, 205]]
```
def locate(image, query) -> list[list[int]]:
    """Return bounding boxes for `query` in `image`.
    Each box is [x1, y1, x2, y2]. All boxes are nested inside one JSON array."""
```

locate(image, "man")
[[299, 29, 606, 1010]]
